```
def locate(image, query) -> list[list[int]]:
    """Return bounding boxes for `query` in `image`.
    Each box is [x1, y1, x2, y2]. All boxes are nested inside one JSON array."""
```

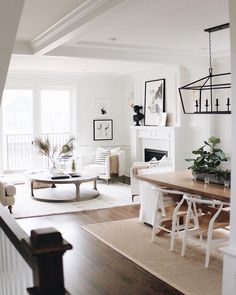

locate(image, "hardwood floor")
[[17, 205, 183, 295]]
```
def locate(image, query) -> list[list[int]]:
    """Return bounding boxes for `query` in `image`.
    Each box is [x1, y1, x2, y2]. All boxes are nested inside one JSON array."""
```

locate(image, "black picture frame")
[[144, 78, 165, 126], [93, 119, 113, 141]]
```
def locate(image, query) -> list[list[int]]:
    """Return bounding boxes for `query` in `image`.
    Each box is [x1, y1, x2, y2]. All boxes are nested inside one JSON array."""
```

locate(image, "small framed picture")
[[96, 100, 110, 117], [158, 112, 167, 126], [93, 119, 113, 141], [144, 78, 165, 126]]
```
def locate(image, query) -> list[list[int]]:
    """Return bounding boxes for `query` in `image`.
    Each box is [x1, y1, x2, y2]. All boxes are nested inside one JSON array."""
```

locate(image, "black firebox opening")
[[144, 148, 168, 162]]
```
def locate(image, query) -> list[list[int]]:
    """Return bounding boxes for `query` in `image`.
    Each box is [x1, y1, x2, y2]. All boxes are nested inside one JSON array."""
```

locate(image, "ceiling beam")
[[31, 0, 126, 55], [47, 43, 209, 66]]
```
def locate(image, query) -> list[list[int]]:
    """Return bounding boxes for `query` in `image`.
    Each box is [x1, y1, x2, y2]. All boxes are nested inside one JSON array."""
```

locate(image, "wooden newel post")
[[26, 227, 72, 295]]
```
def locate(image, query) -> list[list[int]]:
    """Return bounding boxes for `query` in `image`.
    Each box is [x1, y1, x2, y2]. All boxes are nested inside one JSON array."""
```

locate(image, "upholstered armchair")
[[0, 177, 16, 213], [79, 147, 125, 183]]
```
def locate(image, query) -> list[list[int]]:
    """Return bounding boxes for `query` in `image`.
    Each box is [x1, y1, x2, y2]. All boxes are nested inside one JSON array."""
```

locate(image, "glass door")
[[2, 88, 75, 172], [40, 89, 73, 168], [2, 89, 33, 172]]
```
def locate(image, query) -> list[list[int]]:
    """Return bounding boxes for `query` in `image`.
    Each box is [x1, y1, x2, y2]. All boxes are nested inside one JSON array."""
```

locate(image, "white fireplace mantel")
[[130, 125, 184, 170]]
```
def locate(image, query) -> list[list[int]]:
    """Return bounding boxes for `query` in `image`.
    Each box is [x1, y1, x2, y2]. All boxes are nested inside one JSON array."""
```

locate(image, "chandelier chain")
[[208, 32, 212, 72]]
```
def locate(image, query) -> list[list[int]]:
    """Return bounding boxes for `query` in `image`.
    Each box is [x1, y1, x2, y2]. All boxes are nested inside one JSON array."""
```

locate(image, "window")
[[41, 90, 71, 133], [2, 88, 75, 172], [2, 89, 33, 170]]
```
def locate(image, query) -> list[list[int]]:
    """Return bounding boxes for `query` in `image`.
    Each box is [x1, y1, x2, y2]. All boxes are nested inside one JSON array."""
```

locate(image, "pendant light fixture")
[[179, 23, 231, 114]]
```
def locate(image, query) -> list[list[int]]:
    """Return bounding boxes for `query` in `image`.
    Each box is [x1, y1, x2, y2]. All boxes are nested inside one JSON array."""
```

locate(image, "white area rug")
[[12, 181, 138, 219]]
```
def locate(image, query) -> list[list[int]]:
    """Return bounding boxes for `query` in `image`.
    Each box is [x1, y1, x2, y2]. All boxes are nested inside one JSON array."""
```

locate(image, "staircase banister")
[[0, 204, 72, 294]]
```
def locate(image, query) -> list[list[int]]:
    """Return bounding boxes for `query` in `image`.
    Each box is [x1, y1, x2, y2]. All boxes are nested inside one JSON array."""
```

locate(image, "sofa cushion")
[[158, 155, 172, 167], [83, 164, 106, 176], [110, 147, 121, 155]]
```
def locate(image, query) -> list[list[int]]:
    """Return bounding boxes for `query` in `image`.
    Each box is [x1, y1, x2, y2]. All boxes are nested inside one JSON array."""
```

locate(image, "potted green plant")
[[215, 169, 231, 187], [34, 136, 75, 172], [185, 136, 230, 185]]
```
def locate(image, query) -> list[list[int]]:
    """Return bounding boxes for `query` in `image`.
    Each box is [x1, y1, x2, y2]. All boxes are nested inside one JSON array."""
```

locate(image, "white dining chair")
[[151, 186, 188, 251], [181, 194, 230, 268]]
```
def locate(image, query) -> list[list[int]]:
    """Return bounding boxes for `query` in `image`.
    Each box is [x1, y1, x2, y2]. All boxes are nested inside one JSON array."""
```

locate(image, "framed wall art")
[[93, 119, 113, 141], [144, 78, 165, 126], [95, 100, 110, 117], [158, 112, 167, 126]]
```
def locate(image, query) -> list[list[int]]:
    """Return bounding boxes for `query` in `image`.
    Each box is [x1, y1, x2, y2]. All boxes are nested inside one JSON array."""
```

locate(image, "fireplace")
[[144, 148, 168, 162]]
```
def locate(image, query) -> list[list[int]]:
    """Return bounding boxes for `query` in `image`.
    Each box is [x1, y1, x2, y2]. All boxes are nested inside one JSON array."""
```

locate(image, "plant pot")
[[192, 171, 230, 186]]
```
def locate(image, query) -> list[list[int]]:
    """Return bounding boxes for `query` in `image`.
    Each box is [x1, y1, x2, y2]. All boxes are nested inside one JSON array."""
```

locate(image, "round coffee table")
[[29, 173, 99, 202]]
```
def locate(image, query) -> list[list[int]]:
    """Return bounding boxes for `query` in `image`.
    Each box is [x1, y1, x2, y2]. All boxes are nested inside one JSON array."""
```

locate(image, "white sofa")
[[79, 147, 125, 183], [0, 177, 16, 213]]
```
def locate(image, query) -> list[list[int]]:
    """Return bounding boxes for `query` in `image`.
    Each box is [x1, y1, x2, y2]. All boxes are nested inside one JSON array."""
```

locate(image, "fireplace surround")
[[130, 126, 184, 170]]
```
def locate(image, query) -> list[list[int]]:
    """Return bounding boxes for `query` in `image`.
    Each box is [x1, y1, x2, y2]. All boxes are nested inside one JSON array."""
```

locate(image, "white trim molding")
[[130, 126, 185, 171], [31, 0, 126, 55], [221, 246, 236, 295], [222, 0, 236, 294]]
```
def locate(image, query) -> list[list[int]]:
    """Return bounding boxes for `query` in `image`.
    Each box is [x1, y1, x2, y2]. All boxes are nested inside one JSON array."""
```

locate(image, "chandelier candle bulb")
[[195, 100, 199, 112], [205, 99, 209, 112], [216, 98, 219, 112], [227, 97, 230, 112]]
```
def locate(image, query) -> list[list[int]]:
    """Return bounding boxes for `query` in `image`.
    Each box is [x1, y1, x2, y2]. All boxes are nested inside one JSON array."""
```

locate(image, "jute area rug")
[[12, 182, 137, 219], [83, 218, 226, 295]]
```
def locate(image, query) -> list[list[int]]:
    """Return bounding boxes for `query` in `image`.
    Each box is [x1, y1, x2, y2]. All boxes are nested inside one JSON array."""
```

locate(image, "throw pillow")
[[110, 147, 121, 155], [94, 147, 110, 165], [158, 155, 172, 167]]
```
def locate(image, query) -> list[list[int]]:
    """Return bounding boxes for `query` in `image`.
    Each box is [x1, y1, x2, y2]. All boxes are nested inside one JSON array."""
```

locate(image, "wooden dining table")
[[136, 169, 230, 203]]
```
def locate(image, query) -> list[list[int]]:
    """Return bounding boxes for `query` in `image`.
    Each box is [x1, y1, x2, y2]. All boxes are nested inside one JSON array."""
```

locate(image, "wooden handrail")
[[0, 205, 72, 294]]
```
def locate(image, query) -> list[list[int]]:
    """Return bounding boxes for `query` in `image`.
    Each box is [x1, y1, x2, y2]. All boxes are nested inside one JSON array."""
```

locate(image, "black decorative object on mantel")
[[179, 23, 231, 114], [133, 105, 144, 126]]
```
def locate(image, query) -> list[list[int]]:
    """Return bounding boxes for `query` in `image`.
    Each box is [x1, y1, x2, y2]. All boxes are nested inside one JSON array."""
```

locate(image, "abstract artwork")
[[144, 79, 165, 126], [96, 100, 110, 117]]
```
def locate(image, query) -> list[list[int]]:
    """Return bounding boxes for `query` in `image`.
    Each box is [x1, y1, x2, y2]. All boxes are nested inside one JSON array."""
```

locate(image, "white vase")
[[50, 160, 58, 174]]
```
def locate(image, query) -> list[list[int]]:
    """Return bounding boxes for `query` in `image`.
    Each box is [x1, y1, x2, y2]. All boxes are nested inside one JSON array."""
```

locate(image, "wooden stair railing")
[[0, 205, 72, 295]]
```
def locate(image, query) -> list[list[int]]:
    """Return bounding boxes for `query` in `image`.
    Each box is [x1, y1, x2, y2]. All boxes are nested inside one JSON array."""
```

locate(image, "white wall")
[[221, 1, 236, 294], [76, 76, 126, 150], [4, 54, 231, 175], [182, 57, 231, 169], [3, 72, 130, 174], [123, 60, 231, 171], [180, 63, 221, 167], [214, 56, 232, 163], [123, 65, 182, 126]]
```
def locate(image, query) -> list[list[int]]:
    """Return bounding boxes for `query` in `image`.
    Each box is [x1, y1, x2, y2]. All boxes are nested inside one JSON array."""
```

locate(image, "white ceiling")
[[10, 0, 230, 75], [16, 0, 86, 41]]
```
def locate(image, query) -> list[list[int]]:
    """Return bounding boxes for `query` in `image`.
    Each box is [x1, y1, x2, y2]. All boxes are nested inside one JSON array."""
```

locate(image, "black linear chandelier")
[[179, 23, 231, 114]]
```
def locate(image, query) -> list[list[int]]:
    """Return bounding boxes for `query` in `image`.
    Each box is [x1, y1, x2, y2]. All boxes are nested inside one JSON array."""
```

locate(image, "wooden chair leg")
[[8, 205, 13, 214]]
